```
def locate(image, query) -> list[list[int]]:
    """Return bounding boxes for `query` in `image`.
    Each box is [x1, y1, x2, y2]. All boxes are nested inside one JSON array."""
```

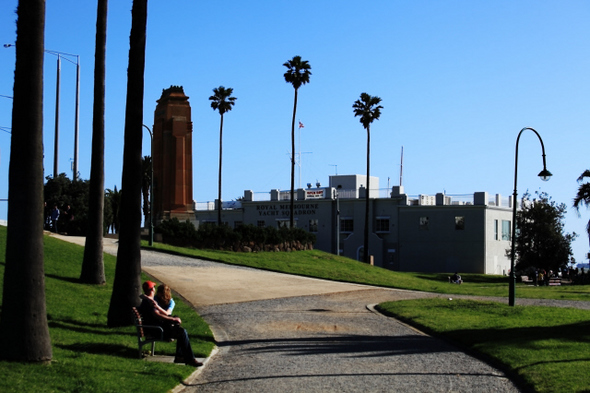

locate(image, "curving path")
[[53, 235, 521, 392]]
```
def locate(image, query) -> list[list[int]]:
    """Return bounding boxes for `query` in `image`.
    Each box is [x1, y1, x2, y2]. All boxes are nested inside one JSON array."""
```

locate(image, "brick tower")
[[151, 86, 194, 223]]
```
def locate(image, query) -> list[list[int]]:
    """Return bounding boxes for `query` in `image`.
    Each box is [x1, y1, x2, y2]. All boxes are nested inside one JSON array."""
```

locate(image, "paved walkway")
[[52, 234, 521, 392]]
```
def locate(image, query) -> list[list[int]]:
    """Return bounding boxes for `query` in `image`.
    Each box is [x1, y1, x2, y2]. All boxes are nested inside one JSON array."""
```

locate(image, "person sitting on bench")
[[137, 281, 202, 367], [449, 272, 463, 284]]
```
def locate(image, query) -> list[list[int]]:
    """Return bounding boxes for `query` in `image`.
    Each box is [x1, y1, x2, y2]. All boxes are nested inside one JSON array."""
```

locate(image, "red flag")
[[299, 121, 304, 129]]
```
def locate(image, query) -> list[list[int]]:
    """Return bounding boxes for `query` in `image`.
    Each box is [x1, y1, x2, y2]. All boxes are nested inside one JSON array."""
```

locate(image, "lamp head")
[[538, 169, 552, 182]]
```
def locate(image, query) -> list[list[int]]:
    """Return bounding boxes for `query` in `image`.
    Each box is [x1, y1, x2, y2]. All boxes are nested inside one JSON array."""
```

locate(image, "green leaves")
[[283, 55, 312, 90], [352, 92, 383, 130], [209, 85, 237, 115]]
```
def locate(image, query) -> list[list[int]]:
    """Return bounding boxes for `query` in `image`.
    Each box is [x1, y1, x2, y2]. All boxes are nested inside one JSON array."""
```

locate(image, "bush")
[[155, 220, 315, 251], [155, 218, 197, 247]]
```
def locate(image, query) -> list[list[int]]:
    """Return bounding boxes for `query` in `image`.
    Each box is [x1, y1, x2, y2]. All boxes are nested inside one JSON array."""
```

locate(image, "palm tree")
[[283, 56, 311, 228], [107, 0, 148, 327], [0, 0, 53, 362], [574, 169, 590, 251], [105, 186, 121, 234], [353, 93, 383, 264], [209, 86, 236, 226], [80, 0, 108, 285]]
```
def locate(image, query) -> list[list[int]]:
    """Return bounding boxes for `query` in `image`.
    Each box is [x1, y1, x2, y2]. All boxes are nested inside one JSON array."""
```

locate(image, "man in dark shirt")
[[137, 281, 202, 367]]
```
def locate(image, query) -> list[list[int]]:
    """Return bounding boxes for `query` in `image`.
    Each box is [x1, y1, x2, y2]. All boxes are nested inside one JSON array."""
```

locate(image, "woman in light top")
[[155, 284, 175, 315]]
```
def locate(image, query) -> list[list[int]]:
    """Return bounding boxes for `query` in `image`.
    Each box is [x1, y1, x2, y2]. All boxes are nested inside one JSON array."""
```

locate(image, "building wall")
[[192, 177, 513, 275]]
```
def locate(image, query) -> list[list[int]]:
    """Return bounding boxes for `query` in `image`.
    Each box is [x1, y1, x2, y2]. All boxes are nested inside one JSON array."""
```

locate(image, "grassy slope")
[[0, 227, 215, 393], [147, 242, 590, 301]]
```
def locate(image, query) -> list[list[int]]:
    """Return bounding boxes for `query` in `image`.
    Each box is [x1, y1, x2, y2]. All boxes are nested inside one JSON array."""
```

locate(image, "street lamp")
[[509, 127, 552, 306], [143, 124, 154, 246], [334, 184, 342, 256], [4, 44, 80, 180]]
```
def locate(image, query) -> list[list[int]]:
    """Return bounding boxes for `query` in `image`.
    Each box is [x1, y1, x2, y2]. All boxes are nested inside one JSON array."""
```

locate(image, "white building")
[[193, 175, 513, 275]]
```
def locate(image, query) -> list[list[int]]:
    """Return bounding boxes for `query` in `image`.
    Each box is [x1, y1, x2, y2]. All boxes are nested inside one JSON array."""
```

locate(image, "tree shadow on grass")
[[48, 317, 134, 337], [45, 272, 83, 284], [414, 273, 508, 284], [55, 342, 136, 358]]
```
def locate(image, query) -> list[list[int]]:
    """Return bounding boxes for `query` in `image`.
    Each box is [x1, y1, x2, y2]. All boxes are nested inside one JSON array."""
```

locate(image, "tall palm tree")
[[353, 93, 383, 264], [0, 0, 52, 362], [107, 0, 148, 327], [81, 0, 108, 285], [209, 86, 236, 226], [105, 186, 121, 234], [574, 169, 590, 251], [283, 56, 311, 228]]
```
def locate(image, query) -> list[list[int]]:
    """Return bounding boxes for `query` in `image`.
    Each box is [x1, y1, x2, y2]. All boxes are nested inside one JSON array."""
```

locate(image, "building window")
[[257, 220, 265, 228], [455, 216, 465, 230], [494, 219, 499, 240], [501, 220, 511, 240], [341, 218, 353, 233], [309, 219, 318, 233], [277, 219, 296, 228], [419, 216, 429, 230], [234, 221, 243, 229], [375, 217, 390, 233]]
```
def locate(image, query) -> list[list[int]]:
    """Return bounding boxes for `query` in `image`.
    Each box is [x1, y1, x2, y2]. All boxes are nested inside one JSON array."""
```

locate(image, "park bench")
[[131, 307, 164, 358], [520, 275, 533, 284], [548, 277, 561, 286]]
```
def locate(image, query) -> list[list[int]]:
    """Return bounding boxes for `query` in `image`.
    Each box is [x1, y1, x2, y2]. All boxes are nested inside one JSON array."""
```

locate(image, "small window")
[[309, 219, 318, 233], [234, 221, 243, 229], [375, 217, 390, 233], [502, 220, 511, 240], [455, 216, 465, 230], [277, 219, 296, 228], [257, 220, 265, 228], [494, 219, 499, 240], [419, 216, 429, 230], [341, 218, 354, 233]]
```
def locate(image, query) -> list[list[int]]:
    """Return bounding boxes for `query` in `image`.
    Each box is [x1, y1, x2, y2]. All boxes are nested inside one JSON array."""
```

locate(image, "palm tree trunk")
[[290, 89, 298, 228], [0, 0, 52, 362], [107, 0, 147, 327], [217, 114, 224, 226], [81, 0, 107, 285], [364, 127, 370, 264]]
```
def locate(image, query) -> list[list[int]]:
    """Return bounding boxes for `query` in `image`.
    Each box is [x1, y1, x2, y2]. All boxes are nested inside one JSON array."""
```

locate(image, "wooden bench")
[[131, 307, 164, 358], [548, 277, 561, 286]]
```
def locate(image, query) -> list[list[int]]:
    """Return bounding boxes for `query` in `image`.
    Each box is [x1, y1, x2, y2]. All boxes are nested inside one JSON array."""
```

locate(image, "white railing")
[[195, 190, 509, 210]]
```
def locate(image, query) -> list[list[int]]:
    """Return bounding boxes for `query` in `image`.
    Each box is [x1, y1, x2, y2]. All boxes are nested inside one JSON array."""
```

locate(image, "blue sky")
[[1, 1, 590, 263]]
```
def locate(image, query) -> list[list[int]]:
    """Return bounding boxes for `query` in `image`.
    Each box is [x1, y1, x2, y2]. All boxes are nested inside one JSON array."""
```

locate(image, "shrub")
[[155, 220, 315, 251]]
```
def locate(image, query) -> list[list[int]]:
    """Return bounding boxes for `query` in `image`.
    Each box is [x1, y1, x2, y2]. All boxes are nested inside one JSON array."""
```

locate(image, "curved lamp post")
[[509, 127, 552, 306], [143, 124, 154, 246]]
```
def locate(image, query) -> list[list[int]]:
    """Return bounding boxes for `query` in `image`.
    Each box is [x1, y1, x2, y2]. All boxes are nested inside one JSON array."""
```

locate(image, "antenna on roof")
[[400, 146, 404, 187]]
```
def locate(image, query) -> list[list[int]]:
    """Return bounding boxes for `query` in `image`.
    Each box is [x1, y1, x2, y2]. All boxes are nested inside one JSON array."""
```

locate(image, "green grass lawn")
[[2, 229, 590, 392], [377, 299, 590, 393], [0, 228, 216, 393], [146, 241, 590, 301]]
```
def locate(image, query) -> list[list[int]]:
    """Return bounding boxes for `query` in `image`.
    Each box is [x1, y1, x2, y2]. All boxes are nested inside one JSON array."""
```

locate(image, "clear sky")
[[1, 1, 590, 264]]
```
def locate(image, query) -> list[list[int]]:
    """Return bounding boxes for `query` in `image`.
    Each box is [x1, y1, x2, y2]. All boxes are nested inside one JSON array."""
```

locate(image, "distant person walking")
[[50, 205, 60, 233]]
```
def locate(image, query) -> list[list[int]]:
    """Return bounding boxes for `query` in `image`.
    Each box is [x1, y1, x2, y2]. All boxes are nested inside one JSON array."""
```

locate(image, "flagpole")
[[298, 119, 301, 189], [400, 146, 404, 186]]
